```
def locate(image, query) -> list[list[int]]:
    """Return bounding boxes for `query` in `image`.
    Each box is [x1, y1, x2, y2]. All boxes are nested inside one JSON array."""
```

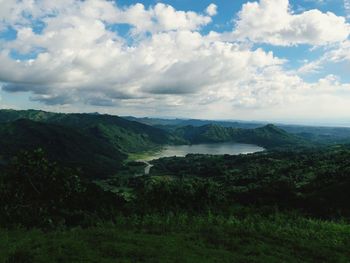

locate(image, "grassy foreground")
[[2, 213, 350, 263]]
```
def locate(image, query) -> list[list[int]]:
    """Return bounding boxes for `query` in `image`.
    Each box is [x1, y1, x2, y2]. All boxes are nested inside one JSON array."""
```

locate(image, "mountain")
[[0, 109, 315, 151], [174, 124, 233, 143], [279, 125, 350, 144], [174, 124, 309, 149], [124, 116, 350, 144], [0, 119, 124, 178], [123, 116, 264, 129], [233, 124, 310, 148], [45, 113, 184, 152], [0, 109, 183, 153], [0, 109, 57, 122], [0, 109, 310, 153]]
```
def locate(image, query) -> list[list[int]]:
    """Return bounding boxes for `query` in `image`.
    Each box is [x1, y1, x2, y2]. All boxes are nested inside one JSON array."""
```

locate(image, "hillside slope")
[[0, 119, 124, 177], [124, 116, 262, 129], [0, 109, 183, 153], [174, 124, 309, 149], [0, 110, 309, 154], [125, 116, 350, 145]]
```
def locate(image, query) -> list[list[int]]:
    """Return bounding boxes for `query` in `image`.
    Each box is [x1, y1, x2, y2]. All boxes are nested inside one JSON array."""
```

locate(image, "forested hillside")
[[124, 116, 263, 129], [0, 119, 124, 178], [149, 145, 350, 217], [126, 116, 350, 144], [0, 110, 313, 163], [1, 146, 350, 262], [0, 109, 349, 263], [0, 109, 182, 153], [174, 123, 309, 148]]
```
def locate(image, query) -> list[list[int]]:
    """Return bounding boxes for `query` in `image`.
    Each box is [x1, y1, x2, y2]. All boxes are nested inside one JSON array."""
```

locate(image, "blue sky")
[[0, 0, 349, 125]]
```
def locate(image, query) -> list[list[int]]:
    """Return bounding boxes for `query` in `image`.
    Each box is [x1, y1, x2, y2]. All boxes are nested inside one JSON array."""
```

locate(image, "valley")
[[2, 1, 350, 262], [1, 109, 350, 262]]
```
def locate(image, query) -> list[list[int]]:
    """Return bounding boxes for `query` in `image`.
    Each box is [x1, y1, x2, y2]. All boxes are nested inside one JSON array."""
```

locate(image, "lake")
[[144, 142, 265, 161]]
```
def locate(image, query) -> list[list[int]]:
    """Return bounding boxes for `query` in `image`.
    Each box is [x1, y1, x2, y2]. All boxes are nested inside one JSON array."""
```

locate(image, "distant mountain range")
[[0, 109, 181, 153], [0, 119, 124, 178], [123, 116, 263, 129], [173, 124, 309, 148], [1, 109, 347, 178], [0, 109, 179, 177], [125, 116, 350, 144]]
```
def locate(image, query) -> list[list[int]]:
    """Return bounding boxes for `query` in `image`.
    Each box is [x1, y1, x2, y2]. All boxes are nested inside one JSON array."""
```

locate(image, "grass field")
[[2, 213, 350, 263]]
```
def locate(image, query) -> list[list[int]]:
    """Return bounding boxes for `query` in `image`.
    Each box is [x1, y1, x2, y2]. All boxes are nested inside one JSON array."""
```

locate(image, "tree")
[[0, 149, 85, 227]]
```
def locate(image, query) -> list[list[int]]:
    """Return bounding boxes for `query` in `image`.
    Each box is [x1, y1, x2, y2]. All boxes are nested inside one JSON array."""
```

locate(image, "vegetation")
[[1, 145, 350, 261], [1, 109, 350, 262], [149, 145, 350, 218], [0, 149, 125, 228], [126, 116, 350, 145], [2, 213, 350, 263], [0, 119, 124, 178], [0, 110, 315, 157], [173, 123, 311, 148], [0, 109, 183, 154], [124, 116, 262, 129]]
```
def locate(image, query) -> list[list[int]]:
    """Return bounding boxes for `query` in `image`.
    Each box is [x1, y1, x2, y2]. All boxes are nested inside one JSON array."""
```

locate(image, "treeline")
[[173, 123, 311, 148], [1, 146, 350, 228], [0, 149, 125, 228], [150, 145, 350, 218], [0, 149, 229, 228]]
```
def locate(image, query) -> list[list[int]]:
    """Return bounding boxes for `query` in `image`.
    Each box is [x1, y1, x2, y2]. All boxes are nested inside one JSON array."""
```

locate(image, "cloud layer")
[[232, 0, 350, 46], [0, 0, 349, 120]]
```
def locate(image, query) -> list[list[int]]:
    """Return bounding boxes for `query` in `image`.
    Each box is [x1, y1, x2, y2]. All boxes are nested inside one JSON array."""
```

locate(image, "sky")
[[0, 0, 350, 125]]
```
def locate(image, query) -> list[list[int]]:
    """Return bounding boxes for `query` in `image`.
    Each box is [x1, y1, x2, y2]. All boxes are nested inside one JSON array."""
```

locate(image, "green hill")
[[0, 109, 307, 150], [124, 116, 263, 129], [174, 124, 309, 149], [0, 109, 183, 153], [46, 113, 184, 153], [232, 124, 309, 148], [0, 119, 124, 178], [0, 109, 60, 123], [125, 116, 350, 145], [0, 110, 311, 173], [174, 124, 233, 143]]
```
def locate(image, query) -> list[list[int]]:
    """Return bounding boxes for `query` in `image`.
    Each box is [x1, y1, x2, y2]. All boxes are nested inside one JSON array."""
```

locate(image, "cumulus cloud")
[[231, 0, 350, 46], [297, 40, 350, 75], [0, 0, 349, 119], [326, 40, 350, 62], [206, 4, 218, 16], [345, 0, 350, 19], [113, 3, 213, 33], [0, 0, 291, 109]]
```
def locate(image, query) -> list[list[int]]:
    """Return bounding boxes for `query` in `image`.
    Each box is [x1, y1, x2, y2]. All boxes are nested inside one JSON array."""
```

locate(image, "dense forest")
[[0, 109, 314, 177], [1, 109, 350, 262], [127, 116, 350, 144]]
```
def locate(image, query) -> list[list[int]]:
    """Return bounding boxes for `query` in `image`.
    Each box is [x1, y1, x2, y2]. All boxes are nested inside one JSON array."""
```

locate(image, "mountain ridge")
[[0, 109, 183, 153], [174, 123, 309, 148], [0, 119, 124, 178], [0, 109, 314, 178]]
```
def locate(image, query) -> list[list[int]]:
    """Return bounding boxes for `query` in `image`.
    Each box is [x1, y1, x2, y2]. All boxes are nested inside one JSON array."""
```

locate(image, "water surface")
[[144, 142, 264, 161]]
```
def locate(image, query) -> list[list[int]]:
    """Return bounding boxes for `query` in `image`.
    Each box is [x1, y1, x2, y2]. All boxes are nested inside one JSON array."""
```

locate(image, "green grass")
[[1, 213, 350, 263], [127, 147, 163, 161]]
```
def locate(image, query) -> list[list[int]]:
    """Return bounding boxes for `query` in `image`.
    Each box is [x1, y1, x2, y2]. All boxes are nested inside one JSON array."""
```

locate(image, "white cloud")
[[297, 40, 350, 75], [297, 59, 322, 75], [345, 0, 350, 19], [326, 40, 350, 62], [97, 2, 213, 33], [0, 0, 212, 34], [206, 4, 218, 16], [232, 0, 350, 46], [0, 0, 349, 120], [0, 0, 292, 110]]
